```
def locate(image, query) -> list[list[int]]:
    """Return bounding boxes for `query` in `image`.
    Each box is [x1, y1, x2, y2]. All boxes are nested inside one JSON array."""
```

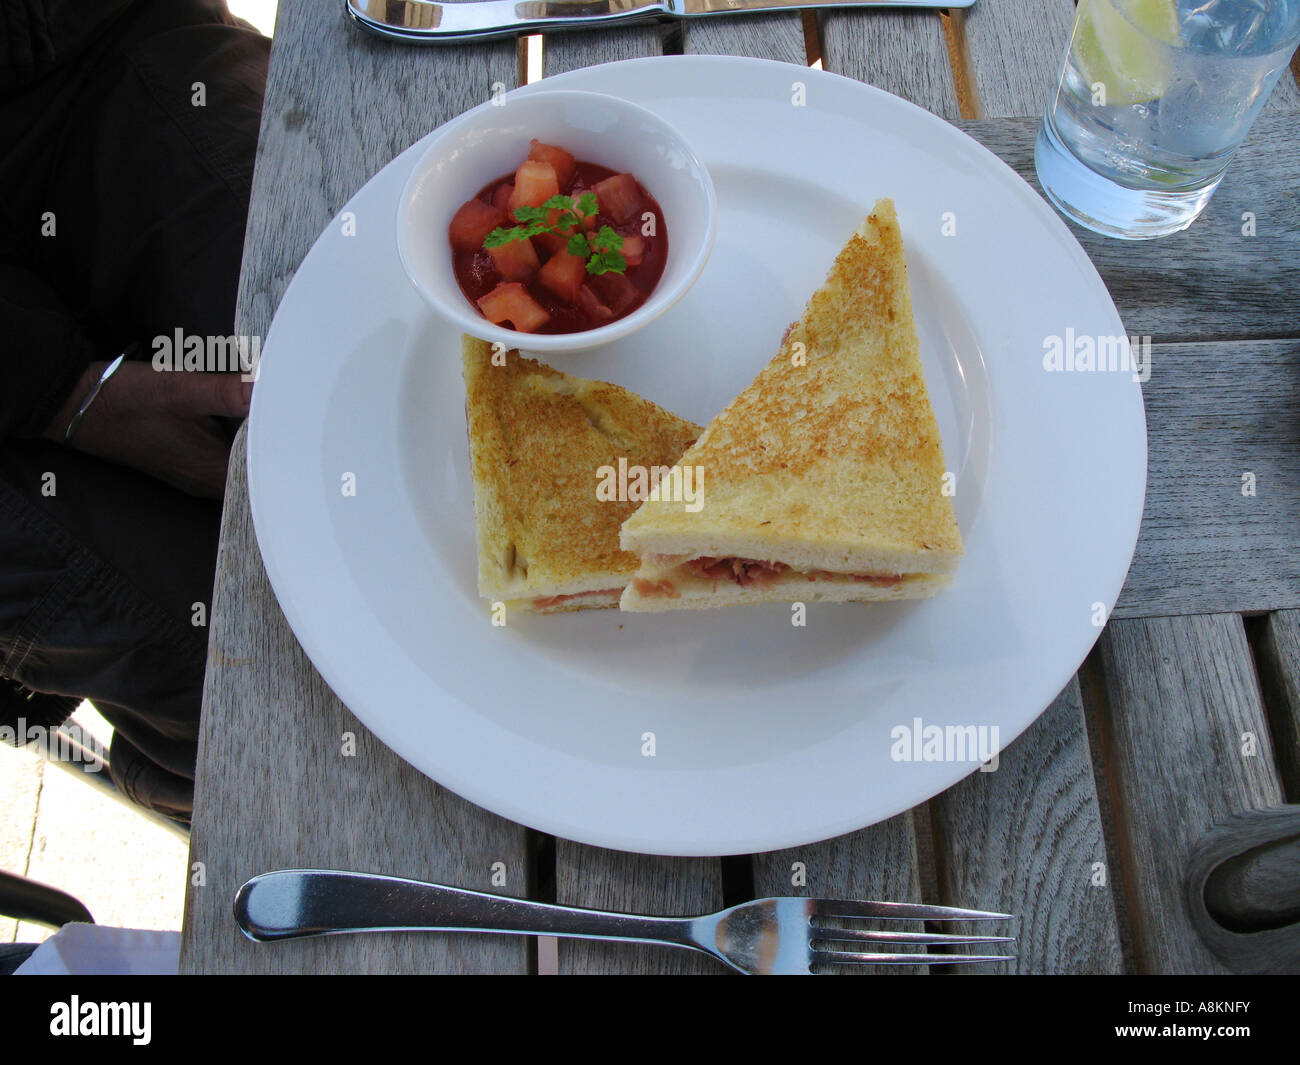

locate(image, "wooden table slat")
[[958, 0, 1077, 121], [818, 9, 960, 121], [682, 12, 807, 64], [554, 844, 725, 973], [930, 681, 1126, 973], [1118, 337, 1300, 619], [542, 25, 664, 76], [1096, 613, 1285, 973], [751, 814, 926, 974]]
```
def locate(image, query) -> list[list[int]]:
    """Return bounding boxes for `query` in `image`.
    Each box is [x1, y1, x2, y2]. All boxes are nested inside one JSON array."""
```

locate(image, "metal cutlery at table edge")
[[235, 868, 1015, 974], [346, 0, 976, 46]]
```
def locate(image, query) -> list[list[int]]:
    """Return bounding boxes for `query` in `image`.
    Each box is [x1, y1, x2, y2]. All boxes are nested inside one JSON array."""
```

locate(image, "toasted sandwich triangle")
[[619, 199, 963, 611], [462, 336, 702, 614]]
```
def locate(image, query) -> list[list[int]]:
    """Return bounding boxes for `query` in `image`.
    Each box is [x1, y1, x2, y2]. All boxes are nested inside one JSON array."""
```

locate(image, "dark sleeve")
[[0, 1, 54, 86], [0, 264, 116, 439], [0, 0, 138, 90]]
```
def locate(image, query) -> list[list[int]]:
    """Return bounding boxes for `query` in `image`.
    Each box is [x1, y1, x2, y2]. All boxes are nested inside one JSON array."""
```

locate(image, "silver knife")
[[347, 0, 975, 45]]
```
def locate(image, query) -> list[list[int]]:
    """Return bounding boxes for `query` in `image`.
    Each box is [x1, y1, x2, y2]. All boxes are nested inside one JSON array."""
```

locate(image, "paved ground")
[[0, 703, 188, 946]]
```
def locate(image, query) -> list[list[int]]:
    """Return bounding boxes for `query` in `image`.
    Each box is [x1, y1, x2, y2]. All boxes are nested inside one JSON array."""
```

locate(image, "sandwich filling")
[[683, 556, 903, 589], [633, 554, 910, 597]]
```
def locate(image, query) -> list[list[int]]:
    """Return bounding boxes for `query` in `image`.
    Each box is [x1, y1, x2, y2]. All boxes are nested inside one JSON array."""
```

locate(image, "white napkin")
[[14, 923, 179, 975]]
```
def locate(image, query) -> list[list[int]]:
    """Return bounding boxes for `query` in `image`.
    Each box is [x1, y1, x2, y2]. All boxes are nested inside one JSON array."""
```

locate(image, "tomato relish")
[[448, 140, 668, 334]]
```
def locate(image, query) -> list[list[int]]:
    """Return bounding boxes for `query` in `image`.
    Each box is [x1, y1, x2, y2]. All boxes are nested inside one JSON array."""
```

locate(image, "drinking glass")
[[1035, 0, 1300, 239]]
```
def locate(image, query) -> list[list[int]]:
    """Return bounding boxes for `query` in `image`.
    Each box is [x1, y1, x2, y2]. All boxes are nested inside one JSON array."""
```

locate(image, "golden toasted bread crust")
[[620, 199, 964, 578], [462, 337, 702, 603]]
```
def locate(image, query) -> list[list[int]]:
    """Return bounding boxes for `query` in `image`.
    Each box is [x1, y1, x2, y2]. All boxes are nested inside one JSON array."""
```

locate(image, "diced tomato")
[[576, 284, 614, 323], [620, 232, 645, 266], [532, 230, 569, 258], [592, 173, 644, 224], [508, 161, 559, 214], [477, 282, 550, 333], [527, 139, 576, 189], [449, 199, 505, 252], [486, 238, 540, 281], [492, 183, 514, 216], [538, 249, 588, 303], [587, 271, 639, 315]]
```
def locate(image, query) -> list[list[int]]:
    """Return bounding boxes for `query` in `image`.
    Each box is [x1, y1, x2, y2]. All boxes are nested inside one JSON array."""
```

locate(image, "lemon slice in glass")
[[1073, 0, 1182, 107]]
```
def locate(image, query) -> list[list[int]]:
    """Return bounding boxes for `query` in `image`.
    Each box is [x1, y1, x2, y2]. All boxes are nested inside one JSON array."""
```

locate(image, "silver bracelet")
[[64, 353, 126, 442]]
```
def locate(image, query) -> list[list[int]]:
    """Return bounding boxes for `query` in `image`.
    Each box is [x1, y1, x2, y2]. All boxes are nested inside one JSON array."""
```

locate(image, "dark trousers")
[[0, 1, 270, 820]]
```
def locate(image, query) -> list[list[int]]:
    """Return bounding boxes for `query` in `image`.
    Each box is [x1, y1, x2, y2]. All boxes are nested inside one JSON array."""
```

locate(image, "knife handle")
[[348, 0, 671, 45]]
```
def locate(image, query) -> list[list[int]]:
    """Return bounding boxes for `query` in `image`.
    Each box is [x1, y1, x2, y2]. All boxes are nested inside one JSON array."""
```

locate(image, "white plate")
[[247, 56, 1146, 856]]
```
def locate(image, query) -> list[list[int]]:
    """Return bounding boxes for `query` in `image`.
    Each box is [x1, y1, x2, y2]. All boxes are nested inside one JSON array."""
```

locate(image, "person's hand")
[[43, 361, 252, 498]]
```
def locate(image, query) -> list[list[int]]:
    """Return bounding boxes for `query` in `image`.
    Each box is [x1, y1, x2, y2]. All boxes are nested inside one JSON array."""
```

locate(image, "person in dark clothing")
[[0, 0, 270, 820]]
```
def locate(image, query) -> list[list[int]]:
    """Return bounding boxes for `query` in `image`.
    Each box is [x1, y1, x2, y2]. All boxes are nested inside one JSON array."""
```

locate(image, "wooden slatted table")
[[179, 0, 1300, 974]]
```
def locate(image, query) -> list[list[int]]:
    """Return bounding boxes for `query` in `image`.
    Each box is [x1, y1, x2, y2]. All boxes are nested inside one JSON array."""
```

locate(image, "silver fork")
[[234, 869, 1014, 974]]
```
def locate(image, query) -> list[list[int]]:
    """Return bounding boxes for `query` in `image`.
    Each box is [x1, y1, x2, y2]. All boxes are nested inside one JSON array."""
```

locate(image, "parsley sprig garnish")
[[484, 193, 627, 275]]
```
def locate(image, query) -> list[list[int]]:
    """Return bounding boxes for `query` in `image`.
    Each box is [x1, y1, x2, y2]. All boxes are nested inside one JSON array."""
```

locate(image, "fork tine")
[[811, 925, 1015, 946], [808, 898, 1013, 922], [811, 949, 1015, 967]]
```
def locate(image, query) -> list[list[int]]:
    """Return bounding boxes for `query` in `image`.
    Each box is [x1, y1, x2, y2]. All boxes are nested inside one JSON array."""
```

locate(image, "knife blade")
[[346, 0, 975, 45]]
